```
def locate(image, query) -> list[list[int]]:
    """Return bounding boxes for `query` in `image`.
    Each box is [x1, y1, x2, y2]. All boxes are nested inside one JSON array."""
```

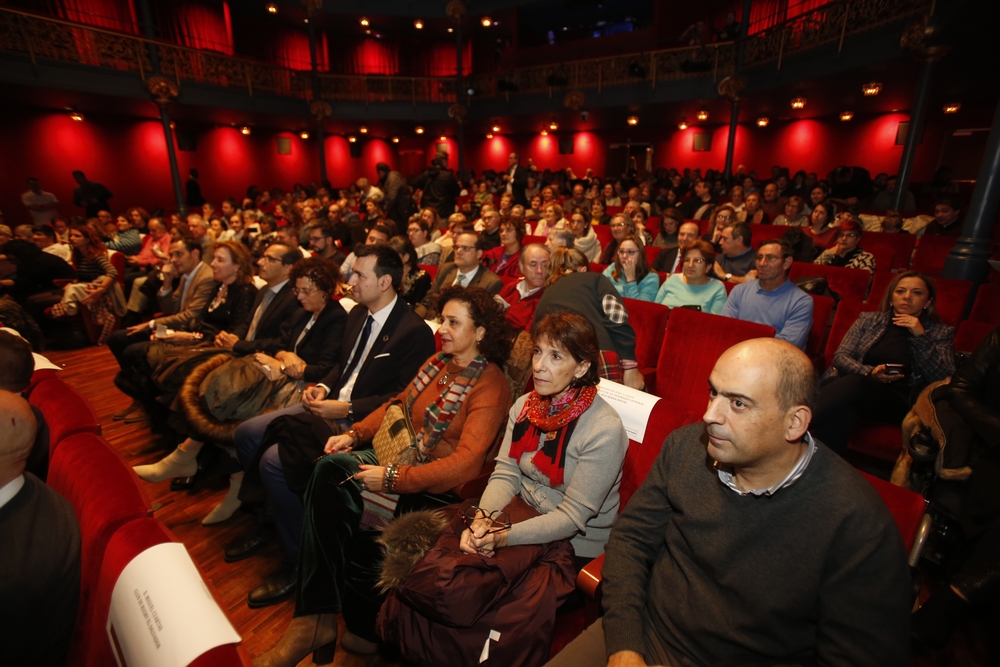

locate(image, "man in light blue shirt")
[[722, 239, 813, 350]]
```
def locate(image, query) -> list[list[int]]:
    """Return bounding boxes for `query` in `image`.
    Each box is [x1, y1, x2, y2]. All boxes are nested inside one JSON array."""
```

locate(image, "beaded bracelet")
[[383, 463, 399, 493]]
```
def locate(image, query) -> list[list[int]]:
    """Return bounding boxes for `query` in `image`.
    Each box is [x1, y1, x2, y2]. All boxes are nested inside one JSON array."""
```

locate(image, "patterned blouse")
[[814, 247, 876, 273]]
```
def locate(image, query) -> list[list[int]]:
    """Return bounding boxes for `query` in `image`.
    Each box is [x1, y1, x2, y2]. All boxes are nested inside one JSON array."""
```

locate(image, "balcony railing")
[[0, 0, 933, 105]]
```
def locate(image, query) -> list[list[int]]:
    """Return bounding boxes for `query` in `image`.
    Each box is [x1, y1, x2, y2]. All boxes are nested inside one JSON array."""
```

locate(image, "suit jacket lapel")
[[354, 298, 406, 381]]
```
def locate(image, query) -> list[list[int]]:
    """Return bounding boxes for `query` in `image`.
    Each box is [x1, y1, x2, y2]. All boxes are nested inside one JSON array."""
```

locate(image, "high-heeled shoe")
[[252, 613, 337, 667], [202, 472, 244, 525], [133, 447, 198, 483]]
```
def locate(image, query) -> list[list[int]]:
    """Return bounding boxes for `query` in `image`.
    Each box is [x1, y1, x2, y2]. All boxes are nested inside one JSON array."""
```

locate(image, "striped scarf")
[[408, 352, 489, 461]]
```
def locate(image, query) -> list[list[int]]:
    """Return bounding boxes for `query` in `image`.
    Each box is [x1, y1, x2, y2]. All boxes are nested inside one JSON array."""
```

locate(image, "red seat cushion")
[[859, 471, 926, 553], [623, 298, 670, 375], [955, 320, 995, 354], [27, 376, 100, 454], [911, 235, 956, 275], [864, 231, 915, 270], [788, 262, 872, 303], [848, 420, 903, 462], [868, 273, 972, 327], [806, 294, 835, 367], [823, 299, 880, 370], [969, 283, 1000, 325]]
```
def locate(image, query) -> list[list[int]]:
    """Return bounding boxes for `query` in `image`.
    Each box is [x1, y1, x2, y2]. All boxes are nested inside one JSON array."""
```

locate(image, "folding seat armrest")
[[577, 553, 604, 603]]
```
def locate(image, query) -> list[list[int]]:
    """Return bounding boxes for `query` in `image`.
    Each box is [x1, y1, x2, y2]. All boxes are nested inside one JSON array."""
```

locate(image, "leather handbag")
[[372, 399, 418, 466]]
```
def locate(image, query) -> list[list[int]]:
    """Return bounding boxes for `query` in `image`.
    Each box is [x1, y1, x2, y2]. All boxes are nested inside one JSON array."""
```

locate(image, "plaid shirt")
[[822, 311, 955, 392]]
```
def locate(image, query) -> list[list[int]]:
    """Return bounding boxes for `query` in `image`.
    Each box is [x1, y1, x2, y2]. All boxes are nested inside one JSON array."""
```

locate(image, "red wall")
[[0, 106, 955, 227]]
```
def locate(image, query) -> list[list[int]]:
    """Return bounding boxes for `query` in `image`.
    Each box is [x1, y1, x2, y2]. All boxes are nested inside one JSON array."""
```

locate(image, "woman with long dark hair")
[[50, 224, 125, 343]]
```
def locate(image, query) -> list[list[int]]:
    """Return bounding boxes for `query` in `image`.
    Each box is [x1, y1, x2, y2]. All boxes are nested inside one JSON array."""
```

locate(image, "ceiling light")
[[303, 18, 308, 23], [391, 136, 399, 143], [241, 125, 251, 135], [481, 17, 492, 27], [839, 111, 854, 121], [169, 121, 176, 129], [756, 117, 769, 127], [447, 27, 453, 33], [348, 135, 357, 143], [540, 129, 548, 136], [943, 103, 961, 114], [548, 121, 559, 131], [486, 133, 494, 139], [299, 131, 309, 139], [627, 116, 639, 126], [414, 19, 424, 29], [359, 126, 368, 134], [415, 126, 424, 134], [360, 17, 369, 27], [266, 3, 277, 14], [69, 111, 84, 122], [791, 97, 806, 109], [439, 136, 447, 141], [365, 29, 371, 35], [862, 82, 881, 96], [491, 124, 501, 132], [696, 110, 708, 121]]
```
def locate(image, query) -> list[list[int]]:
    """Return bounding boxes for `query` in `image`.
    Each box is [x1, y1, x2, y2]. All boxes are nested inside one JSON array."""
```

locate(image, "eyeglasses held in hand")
[[462, 505, 511, 534]]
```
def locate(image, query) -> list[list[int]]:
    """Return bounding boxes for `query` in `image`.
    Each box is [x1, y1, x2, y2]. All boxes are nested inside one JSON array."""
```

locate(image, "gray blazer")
[[156, 262, 215, 330]]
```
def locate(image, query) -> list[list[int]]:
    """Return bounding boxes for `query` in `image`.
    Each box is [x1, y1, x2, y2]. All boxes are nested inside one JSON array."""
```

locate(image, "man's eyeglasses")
[[683, 257, 706, 265], [454, 245, 478, 253], [260, 255, 283, 263], [462, 505, 511, 534]]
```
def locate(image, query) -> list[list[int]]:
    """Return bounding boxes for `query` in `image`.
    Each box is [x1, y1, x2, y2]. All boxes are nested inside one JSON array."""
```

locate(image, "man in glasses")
[[417, 231, 502, 320], [308, 224, 347, 266], [713, 223, 756, 284], [721, 239, 813, 350]]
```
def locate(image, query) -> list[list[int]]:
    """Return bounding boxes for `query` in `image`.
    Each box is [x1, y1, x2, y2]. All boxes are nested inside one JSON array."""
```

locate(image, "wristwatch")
[[724, 273, 733, 282], [347, 402, 354, 418]]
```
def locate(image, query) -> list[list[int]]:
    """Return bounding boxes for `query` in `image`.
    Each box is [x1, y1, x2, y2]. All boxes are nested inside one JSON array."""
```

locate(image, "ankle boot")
[[202, 472, 244, 525], [252, 613, 337, 667], [133, 447, 199, 483]]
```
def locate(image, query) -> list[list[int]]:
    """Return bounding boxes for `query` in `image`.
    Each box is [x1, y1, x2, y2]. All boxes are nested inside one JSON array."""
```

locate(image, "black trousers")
[[107, 328, 155, 401], [811, 373, 910, 456]]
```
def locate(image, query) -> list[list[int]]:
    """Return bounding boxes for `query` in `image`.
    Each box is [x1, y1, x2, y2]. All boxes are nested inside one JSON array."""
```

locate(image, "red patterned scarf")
[[508, 385, 597, 486]]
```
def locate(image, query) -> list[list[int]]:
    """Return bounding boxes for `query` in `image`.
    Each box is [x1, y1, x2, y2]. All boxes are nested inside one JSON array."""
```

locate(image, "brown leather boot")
[[251, 613, 337, 667]]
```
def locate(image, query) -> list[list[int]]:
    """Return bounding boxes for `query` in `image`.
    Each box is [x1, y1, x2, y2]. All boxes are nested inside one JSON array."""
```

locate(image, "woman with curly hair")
[[127, 206, 150, 232], [49, 224, 126, 343], [388, 236, 432, 308], [253, 286, 513, 667]]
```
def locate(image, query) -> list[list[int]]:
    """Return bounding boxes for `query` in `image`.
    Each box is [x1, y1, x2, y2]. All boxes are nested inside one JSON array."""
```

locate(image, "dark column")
[[306, 14, 328, 184], [455, 19, 466, 178], [723, 0, 753, 181], [942, 99, 1000, 286], [158, 105, 185, 214], [134, 0, 160, 71], [892, 60, 935, 211]]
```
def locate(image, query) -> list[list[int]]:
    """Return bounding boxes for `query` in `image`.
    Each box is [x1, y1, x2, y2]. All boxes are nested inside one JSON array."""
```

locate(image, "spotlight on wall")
[[696, 109, 708, 121], [391, 136, 400, 143], [678, 119, 688, 130], [540, 129, 549, 136], [491, 124, 501, 132], [839, 111, 854, 122], [486, 133, 494, 139], [266, 3, 277, 14], [241, 125, 251, 135], [862, 82, 881, 96], [791, 97, 806, 109], [943, 103, 961, 114], [69, 111, 84, 122], [359, 126, 368, 134], [299, 131, 310, 139], [414, 126, 425, 134], [439, 136, 447, 141], [756, 117, 769, 127], [481, 17, 492, 27], [360, 17, 369, 27], [627, 116, 639, 126], [548, 121, 559, 131], [169, 121, 176, 129], [414, 19, 424, 29], [348, 135, 357, 143]]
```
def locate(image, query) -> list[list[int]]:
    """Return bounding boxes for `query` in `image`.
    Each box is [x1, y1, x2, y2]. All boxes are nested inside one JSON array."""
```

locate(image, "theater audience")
[[678, 179, 715, 219], [568, 209, 601, 262], [651, 221, 700, 273], [49, 224, 125, 343], [713, 222, 756, 284], [742, 191, 768, 224], [547, 339, 911, 667], [483, 218, 525, 279], [590, 199, 611, 226], [772, 195, 809, 226], [547, 228, 575, 252], [722, 239, 813, 350], [655, 240, 727, 314], [803, 200, 838, 249], [652, 209, 683, 249], [387, 236, 432, 308], [31, 224, 72, 264], [925, 196, 963, 236], [603, 236, 658, 302], [0, 390, 80, 667], [497, 243, 550, 330], [600, 213, 635, 265], [811, 271, 954, 455], [814, 219, 876, 272], [417, 231, 502, 319], [105, 214, 142, 255], [406, 217, 441, 267]]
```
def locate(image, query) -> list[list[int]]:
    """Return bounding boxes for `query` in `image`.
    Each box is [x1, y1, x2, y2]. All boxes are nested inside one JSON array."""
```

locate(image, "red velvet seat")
[[48, 433, 153, 667], [864, 231, 915, 270], [643, 245, 660, 265], [418, 264, 438, 280], [955, 320, 995, 354], [747, 223, 788, 249], [969, 283, 1000, 325], [605, 206, 624, 216], [910, 235, 956, 275], [650, 307, 775, 412], [524, 234, 547, 246], [858, 472, 931, 566], [593, 224, 613, 247], [86, 518, 252, 667], [822, 299, 879, 370], [848, 421, 903, 462], [27, 375, 101, 455], [806, 294, 835, 368], [788, 262, 872, 303], [868, 273, 972, 327], [26, 368, 59, 395], [589, 262, 609, 274], [865, 244, 896, 273], [622, 298, 670, 379]]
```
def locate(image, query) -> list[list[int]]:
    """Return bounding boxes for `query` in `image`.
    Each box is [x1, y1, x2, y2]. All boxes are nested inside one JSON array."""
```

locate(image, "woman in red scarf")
[[462, 311, 628, 570]]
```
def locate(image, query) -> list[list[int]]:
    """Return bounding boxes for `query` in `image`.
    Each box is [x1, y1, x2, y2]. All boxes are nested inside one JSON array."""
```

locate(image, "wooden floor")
[[45, 345, 396, 667], [46, 345, 992, 667]]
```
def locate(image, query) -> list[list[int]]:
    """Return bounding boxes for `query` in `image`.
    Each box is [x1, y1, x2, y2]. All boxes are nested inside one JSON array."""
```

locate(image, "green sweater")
[[601, 422, 911, 667]]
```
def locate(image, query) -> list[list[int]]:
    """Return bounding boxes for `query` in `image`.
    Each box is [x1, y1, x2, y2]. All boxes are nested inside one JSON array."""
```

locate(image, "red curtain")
[[11, 0, 139, 33], [269, 27, 328, 71], [749, 0, 831, 34], [405, 40, 472, 77], [327, 37, 399, 75], [156, 0, 233, 55]]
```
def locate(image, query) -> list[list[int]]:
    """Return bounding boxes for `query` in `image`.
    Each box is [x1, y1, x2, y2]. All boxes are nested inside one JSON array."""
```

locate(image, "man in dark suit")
[[227, 244, 435, 607], [0, 391, 80, 667], [416, 231, 502, 319], [107, 238, 216, 422], [504, 152, 530, 207], [652, 222, 701, 273], [213, 242, 303, 354]]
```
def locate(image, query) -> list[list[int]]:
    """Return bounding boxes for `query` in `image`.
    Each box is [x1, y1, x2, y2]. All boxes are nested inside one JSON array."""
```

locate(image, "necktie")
[[341, 315, 374, 382], [246, 289, 276, 341], [455, 273, 466, 287], [673, 254, 684, 273]]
